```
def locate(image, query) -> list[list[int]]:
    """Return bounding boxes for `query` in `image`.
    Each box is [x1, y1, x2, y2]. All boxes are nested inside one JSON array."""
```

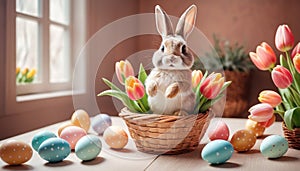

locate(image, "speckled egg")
[[71, 109, 90, 132], [92, 114, 112, 134], [201, 140, 234, 165], [103, 126, 128, 149], [75, 135, 102, 161], [57, 121, 75, 136], [260, 135, 288, 158], [38, 137, 71, 163], [0, 140, 33, 165], [245, 119, 265, 137], [60, 126, 87, 150], [208, 121, 230, 141], [230, 129, 256, 152], [32, 131, 57, 151]]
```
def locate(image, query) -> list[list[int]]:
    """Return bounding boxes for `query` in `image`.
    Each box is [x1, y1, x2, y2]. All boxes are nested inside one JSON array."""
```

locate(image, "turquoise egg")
[[92, 114, 112, 134], [260, 135, 288, 158], [75, 135, 102, 161], [38, 138, 71, 163], [201, 140, 234, 165], [32, 131, 57, 151]]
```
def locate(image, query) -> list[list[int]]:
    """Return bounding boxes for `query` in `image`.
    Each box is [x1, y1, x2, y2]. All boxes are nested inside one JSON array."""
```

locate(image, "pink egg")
[[208, 121, 230, 141], [60, 126, 87, 150]]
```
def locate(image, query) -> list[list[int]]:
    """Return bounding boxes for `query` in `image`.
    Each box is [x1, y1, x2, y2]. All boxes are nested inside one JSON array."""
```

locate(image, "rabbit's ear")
[[155, 5, 174, 36], [175, 5, 197, 39]]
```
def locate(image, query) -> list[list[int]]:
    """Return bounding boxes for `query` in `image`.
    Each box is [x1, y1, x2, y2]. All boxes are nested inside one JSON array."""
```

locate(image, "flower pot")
[[119, 108, 213, 154], [282, 123, 300, 150]]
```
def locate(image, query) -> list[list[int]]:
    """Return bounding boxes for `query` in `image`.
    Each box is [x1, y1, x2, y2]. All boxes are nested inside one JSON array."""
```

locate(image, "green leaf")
[[284, 107, 300, 130], [102, 78, 122, 92], [138, 64, 147, 85]]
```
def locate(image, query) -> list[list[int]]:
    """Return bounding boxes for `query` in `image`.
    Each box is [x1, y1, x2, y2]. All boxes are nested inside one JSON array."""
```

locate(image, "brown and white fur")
[[145, 5, 197, 115]]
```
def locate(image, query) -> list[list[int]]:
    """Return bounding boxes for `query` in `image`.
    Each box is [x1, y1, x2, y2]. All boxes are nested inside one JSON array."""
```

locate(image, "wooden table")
[[0, 117, 299, 171]]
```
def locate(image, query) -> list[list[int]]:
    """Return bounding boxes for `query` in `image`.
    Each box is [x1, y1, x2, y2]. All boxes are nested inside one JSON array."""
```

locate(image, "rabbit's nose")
[[170, 56, 176, 63]]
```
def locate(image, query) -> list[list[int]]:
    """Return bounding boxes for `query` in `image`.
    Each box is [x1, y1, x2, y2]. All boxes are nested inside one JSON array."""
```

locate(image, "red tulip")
[[271, 65, 293, 89], [248, 103, 274, 122], [275, 24, 294, 52], [293, 54, 300, 74], [260, 115, 276, 128], [115, 60, 134, 85], [200, 73, 224, 99], [125, 76, 145, 101], [192, 70, 203, 88], [258, 90, 282, 107], [292, 42, 300, 59], [249, 42, 276, 71]]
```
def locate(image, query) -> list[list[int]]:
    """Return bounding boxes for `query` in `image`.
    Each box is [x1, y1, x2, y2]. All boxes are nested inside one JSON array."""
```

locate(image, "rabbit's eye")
[[161, 45, 164, 52], [181, 45, 187, 54]]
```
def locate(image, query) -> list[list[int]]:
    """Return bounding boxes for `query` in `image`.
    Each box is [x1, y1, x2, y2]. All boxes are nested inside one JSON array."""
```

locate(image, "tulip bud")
[[271, 65, 293, 89], [16, 67, 20, 76], [258, 90, 282, 107], [22, 68, 29, 76], [200, 73, 224, 99], [248, 103, 274, 122], [192, 70, 203, 88], [275, 24, 294, 52], [291, 42, 300, 59], [249, 42, 276, 71], [293, 54, 300, 74], [125, 76, 145, 101], [115, 60, 134, 85], [26, 69, 36, 79]]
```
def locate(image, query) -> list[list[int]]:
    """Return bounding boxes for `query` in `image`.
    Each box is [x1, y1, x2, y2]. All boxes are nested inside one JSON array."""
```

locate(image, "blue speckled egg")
[[260, 135, 288, 158], [32, 131, 57, 151], [38, 137, 71, 163], [92, 114, 112, 134], [201, 140, 234, 165], [75, 135, 102, 161]]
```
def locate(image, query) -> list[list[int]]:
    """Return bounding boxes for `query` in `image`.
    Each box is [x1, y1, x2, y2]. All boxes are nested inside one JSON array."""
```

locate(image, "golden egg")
[[245, 119, 265, 137], [0, 140, 33, 165], [103, 126, 128, 149], [230, 129, 256, 152], [71, 109, 90, 132]]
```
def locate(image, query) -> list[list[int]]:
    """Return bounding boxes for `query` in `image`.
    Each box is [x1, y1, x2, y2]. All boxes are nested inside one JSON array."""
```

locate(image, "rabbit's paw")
[[165, 83, 179, 98], [147, 82, 157, 97]]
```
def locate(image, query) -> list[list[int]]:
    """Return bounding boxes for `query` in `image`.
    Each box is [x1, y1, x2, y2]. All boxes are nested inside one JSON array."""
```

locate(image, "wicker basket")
[[282, 123, 300, 150], [119, 108, 213, 154]]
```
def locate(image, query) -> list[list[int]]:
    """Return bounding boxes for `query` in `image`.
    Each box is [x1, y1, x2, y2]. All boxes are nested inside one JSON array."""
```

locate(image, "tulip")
[[291, 42, 300, 59], [16, 67, 20, 76], [125, 76, 145, 101], [192, 70, 203, 88], [249, 42, 276, 70], [293, 54, 300, 74], [26, 69, 36, 79], [248, 103, 274, 122], [271, 65, 293, 89], [22, 68, 29, 76], [200, 73, 224, 99], [260, 115, 276, 128], [258, 90, 282, 107], [275, 24, 294, 52], [115, 60, 134, 85]]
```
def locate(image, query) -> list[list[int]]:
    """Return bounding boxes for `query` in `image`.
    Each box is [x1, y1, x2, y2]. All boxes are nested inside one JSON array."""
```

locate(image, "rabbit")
[[145, 5, 197, 115]]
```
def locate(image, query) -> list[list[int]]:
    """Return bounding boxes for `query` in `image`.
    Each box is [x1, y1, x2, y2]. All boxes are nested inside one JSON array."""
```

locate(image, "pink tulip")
[[125, 76, 145, 101], [115, 60, 134, 85], [248, 103, 274, 122], [258, 90, 282, 107], [271, 65, 293, 89], [260, 115, 276, 128], [291, 42, 300, 59], [275, 24, 294, 52], [200, 73, 224, 99], [293, 54, 300, 74], [192, 70, 203, 88], [249, 42, 276, 71]]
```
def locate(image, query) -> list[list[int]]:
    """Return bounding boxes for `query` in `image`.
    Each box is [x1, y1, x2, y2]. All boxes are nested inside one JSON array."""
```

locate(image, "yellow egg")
[[0, 140, 33, 165], [71, 109, 90, 132], [103, 126, 128, 149], [230, 129, 256, 152], [57, 121, 75, 136], [245, 119, 265, 137]]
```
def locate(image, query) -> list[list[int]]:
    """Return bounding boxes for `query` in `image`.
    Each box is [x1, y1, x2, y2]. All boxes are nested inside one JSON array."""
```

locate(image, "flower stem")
[[137, 99, 147, 113], [274, 109, 284, 120]]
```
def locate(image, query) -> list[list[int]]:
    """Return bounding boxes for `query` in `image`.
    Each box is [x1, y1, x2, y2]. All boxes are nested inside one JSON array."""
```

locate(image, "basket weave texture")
[[282, 123, 300, 150], [119, 108, 212, 154]]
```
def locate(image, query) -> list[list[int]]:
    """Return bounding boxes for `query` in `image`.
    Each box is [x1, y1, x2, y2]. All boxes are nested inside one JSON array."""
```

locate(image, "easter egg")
[[57, 121, 75, 136], [260, 135, 288, 158], [71, 109, 90, 132], [75, 135, 102, 161], [201, 140, 234, 165], [38, 137, 71, 163], [0, 140, 33, 165], [32, 131, 57, 151], [245, 119, 265, 137], [230, 129, 256, 152], [92, 114, 112, 134], [103, 126, 128, 149], [60, 126, 87, 150], [208, 121, 230, 141]]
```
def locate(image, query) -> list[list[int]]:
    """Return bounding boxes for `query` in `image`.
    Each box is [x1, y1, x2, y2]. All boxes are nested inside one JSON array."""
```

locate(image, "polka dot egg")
[[32, 131, 57, 151], [38, 137, 71, 163], [260, 135, 288, 158], [60, 126, 87, 150], [57, 121, 75, 136], [230, 129, 256, 152], [208, 120, 230, 141], [92, 114, 112, 134], [0, 140, 33, 165], [75, 135, 102, 161], [71, 109, 90, 132], [103, 126, 128, 149], [245, 119, 265, 137], [201, 140, 234, 165]]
